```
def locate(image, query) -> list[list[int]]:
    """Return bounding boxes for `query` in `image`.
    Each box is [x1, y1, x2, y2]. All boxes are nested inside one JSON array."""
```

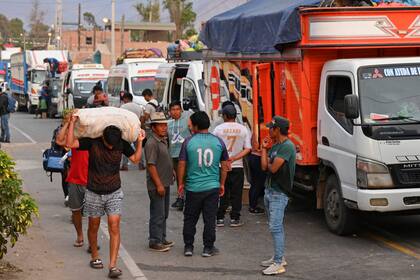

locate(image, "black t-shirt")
[[79, 138, 134, 194]]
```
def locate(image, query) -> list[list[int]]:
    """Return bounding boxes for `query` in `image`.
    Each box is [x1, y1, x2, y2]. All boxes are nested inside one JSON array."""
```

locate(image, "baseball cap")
[[266, 116, 290, 130], [150, 112, 169, 124], [222, 104, 237, 118]]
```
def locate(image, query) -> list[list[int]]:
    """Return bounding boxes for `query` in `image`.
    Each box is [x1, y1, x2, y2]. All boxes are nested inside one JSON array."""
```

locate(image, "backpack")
[[148, 101, 164, 113], [42, 126, 66, 181], [7, 94, 16, 113]]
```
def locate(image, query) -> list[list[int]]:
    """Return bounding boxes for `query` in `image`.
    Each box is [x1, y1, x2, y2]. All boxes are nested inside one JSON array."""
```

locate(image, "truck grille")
[[399, 170, 420, 184], [389, 164, 420, 186]]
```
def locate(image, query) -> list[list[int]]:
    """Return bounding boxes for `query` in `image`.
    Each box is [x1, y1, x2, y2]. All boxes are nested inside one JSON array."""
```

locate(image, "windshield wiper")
[[374, 116, 419, 121]]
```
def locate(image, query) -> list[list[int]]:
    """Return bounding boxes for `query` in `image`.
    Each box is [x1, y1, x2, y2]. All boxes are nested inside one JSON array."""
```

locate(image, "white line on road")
[[100, 221, 148, 280], [10, 124, 37, 144]]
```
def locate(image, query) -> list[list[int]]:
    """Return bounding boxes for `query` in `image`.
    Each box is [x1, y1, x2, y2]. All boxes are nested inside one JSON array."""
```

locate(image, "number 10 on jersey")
[[197, 148, 214, 167]]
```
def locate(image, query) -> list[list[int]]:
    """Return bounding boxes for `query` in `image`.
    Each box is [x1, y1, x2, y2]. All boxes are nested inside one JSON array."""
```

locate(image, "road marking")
[[100, 221, 148, 280], [10, 124, 37, 144], [365, 232, 420, 260]]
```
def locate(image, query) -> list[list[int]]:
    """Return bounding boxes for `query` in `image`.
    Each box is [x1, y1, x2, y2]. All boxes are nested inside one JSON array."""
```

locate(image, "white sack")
[[73, 107, 141, 142]]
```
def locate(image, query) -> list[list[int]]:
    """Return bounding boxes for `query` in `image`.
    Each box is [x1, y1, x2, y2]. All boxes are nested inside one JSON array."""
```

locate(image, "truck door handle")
[[322, 136, 329, 146]]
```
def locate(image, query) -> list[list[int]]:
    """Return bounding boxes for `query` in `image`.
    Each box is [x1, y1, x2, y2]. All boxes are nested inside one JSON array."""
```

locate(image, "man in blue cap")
[[260, 116, 296, 276]]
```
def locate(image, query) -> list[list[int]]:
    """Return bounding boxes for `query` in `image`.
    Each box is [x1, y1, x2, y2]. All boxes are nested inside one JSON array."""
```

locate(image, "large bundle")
[[73, 107, 141, 142]]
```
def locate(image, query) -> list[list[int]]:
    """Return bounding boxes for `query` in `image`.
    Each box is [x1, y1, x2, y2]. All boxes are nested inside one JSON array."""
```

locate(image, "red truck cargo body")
[[205, 7, 420, 167]]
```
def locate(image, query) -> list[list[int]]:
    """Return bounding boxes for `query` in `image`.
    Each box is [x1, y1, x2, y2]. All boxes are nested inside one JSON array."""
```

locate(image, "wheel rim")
[[326, 189, 340, 223]]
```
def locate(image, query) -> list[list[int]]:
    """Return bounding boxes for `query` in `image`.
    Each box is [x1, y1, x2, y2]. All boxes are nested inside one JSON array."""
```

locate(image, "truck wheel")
[[323, 174, 358, 235], [27, 100, 35, 114]]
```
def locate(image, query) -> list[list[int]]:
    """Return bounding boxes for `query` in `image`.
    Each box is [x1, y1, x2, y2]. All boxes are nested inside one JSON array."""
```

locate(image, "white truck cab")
[[318, 57, 420, 232], [107, 58, 166, 107]]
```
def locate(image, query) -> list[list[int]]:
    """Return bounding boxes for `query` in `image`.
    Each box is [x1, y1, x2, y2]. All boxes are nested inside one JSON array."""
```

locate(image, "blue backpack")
[[7, 94, 16, 113], [42, 126, 66, 181]]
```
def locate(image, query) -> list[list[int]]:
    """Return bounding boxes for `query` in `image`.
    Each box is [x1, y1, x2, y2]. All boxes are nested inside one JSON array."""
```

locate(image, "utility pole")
[[78, 3, 81, 51], [120, 15, 125, 55], [149, 0, 152, 22], [111, 0, 116, 66], [93, 25, 97, 51], [56, 0, 63, 49]]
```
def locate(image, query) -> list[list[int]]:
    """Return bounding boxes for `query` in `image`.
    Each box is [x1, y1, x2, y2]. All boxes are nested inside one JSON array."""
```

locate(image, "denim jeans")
[[148, 186, 170, 245], [264, 188, 288, 263], [1, 113, 10, 142]]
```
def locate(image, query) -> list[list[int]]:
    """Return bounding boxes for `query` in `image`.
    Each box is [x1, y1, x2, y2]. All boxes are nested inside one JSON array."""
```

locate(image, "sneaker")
[[163, 240, 175, 247], [261, 256, 287, 267], [202, 246, 219, 257], [184, 245, 194, 257], [216, 219, 225, 227], [149, 243, 171, 252], [262, 263, 286, 276], [249, 207, 265, 215], [171, 198, 184, 210], [64, 196, 69, 207], [230, 219, 244, 227]]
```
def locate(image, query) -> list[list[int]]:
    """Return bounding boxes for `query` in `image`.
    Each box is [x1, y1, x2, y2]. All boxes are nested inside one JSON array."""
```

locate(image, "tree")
[[9, 18, 24, 39], [0, 151, 38, 259], [29, 0, 49, 48], [135, 0, 161, 22], [163, 0, 196, 38], [83, 12, 98, 28], [0, 14, 9, 41]]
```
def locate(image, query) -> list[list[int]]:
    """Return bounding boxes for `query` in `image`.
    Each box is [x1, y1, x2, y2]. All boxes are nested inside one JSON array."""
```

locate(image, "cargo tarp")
[[200, 0, 321, 54]]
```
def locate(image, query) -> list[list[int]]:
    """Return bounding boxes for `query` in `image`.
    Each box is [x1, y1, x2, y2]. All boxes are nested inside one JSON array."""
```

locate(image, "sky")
[[2, 0, 247, 30]]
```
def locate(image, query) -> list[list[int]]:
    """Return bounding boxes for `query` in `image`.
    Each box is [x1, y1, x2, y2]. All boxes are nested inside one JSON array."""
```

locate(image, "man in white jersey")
[[214, 104, 251, 227]]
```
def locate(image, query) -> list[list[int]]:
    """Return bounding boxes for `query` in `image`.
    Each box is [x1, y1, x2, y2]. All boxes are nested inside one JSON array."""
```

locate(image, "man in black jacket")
[[0, 88, 10, 143]]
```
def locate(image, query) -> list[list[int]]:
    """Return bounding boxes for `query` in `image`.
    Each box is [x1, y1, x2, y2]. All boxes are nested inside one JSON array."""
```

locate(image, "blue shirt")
[[179, 133, 229, 192], [168, 112, 191, 158]]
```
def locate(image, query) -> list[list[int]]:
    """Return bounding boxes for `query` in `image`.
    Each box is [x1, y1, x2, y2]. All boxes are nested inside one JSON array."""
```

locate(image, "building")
[[61, 22, 176, 68]]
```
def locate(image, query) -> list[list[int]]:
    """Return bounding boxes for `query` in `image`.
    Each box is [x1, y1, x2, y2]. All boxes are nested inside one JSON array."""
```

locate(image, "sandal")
[[108, 267, 122, 278], [73, 239, 84, 247], [89, 259, 104, 269]]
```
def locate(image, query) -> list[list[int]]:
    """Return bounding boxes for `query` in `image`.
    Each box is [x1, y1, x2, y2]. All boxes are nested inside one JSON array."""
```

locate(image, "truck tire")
[[26, 100, 35, 114], [323, 174, 358, 235]]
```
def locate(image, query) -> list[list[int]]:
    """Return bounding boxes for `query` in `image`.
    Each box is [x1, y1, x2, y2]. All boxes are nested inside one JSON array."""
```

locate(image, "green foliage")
[[0, 151, 38, 260], [135, 1, 161, 23], [83, 12, 98, 28], [163, 0, 197, 38]]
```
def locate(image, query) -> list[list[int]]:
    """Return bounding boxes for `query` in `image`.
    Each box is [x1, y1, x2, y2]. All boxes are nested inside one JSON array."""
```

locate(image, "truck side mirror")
[[344, 94, 359, 119]]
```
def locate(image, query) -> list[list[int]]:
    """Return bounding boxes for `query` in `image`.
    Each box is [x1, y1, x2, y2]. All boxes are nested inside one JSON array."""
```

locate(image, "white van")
[[60, 64, 109, 112], [156, 61, 205, 112], [106, 58, 166, 107]]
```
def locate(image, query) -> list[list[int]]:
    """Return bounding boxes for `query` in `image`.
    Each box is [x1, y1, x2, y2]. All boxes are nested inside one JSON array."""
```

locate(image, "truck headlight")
[[356, 157, 394, 189]]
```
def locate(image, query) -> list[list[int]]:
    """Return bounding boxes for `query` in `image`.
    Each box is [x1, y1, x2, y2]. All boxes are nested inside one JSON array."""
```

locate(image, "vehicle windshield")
[[74, 80, 104, 97], [50, 79, 62, 97], [32, 70, 47, 84], [359, 65, 420, 124], [131, 76, 155, 96]]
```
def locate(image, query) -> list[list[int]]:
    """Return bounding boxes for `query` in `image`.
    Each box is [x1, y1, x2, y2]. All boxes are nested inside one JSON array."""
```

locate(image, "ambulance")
[[60, 64, 109, 112], [107, 58, 166, 107]]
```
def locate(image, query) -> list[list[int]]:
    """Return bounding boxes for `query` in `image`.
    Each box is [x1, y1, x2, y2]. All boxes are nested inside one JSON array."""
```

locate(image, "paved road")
[[3, 112, 420, 280]]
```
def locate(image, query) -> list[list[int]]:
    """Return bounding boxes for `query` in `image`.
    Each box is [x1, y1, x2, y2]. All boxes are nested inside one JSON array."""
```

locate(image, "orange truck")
[[201, 5, 420, 235]]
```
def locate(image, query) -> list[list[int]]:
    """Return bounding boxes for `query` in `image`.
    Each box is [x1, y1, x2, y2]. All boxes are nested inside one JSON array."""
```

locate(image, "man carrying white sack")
[[66, 113, 145, 279]]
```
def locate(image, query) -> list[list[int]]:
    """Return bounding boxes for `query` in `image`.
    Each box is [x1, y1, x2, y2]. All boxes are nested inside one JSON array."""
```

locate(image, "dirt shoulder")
[[0, 220, 66, 280]]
